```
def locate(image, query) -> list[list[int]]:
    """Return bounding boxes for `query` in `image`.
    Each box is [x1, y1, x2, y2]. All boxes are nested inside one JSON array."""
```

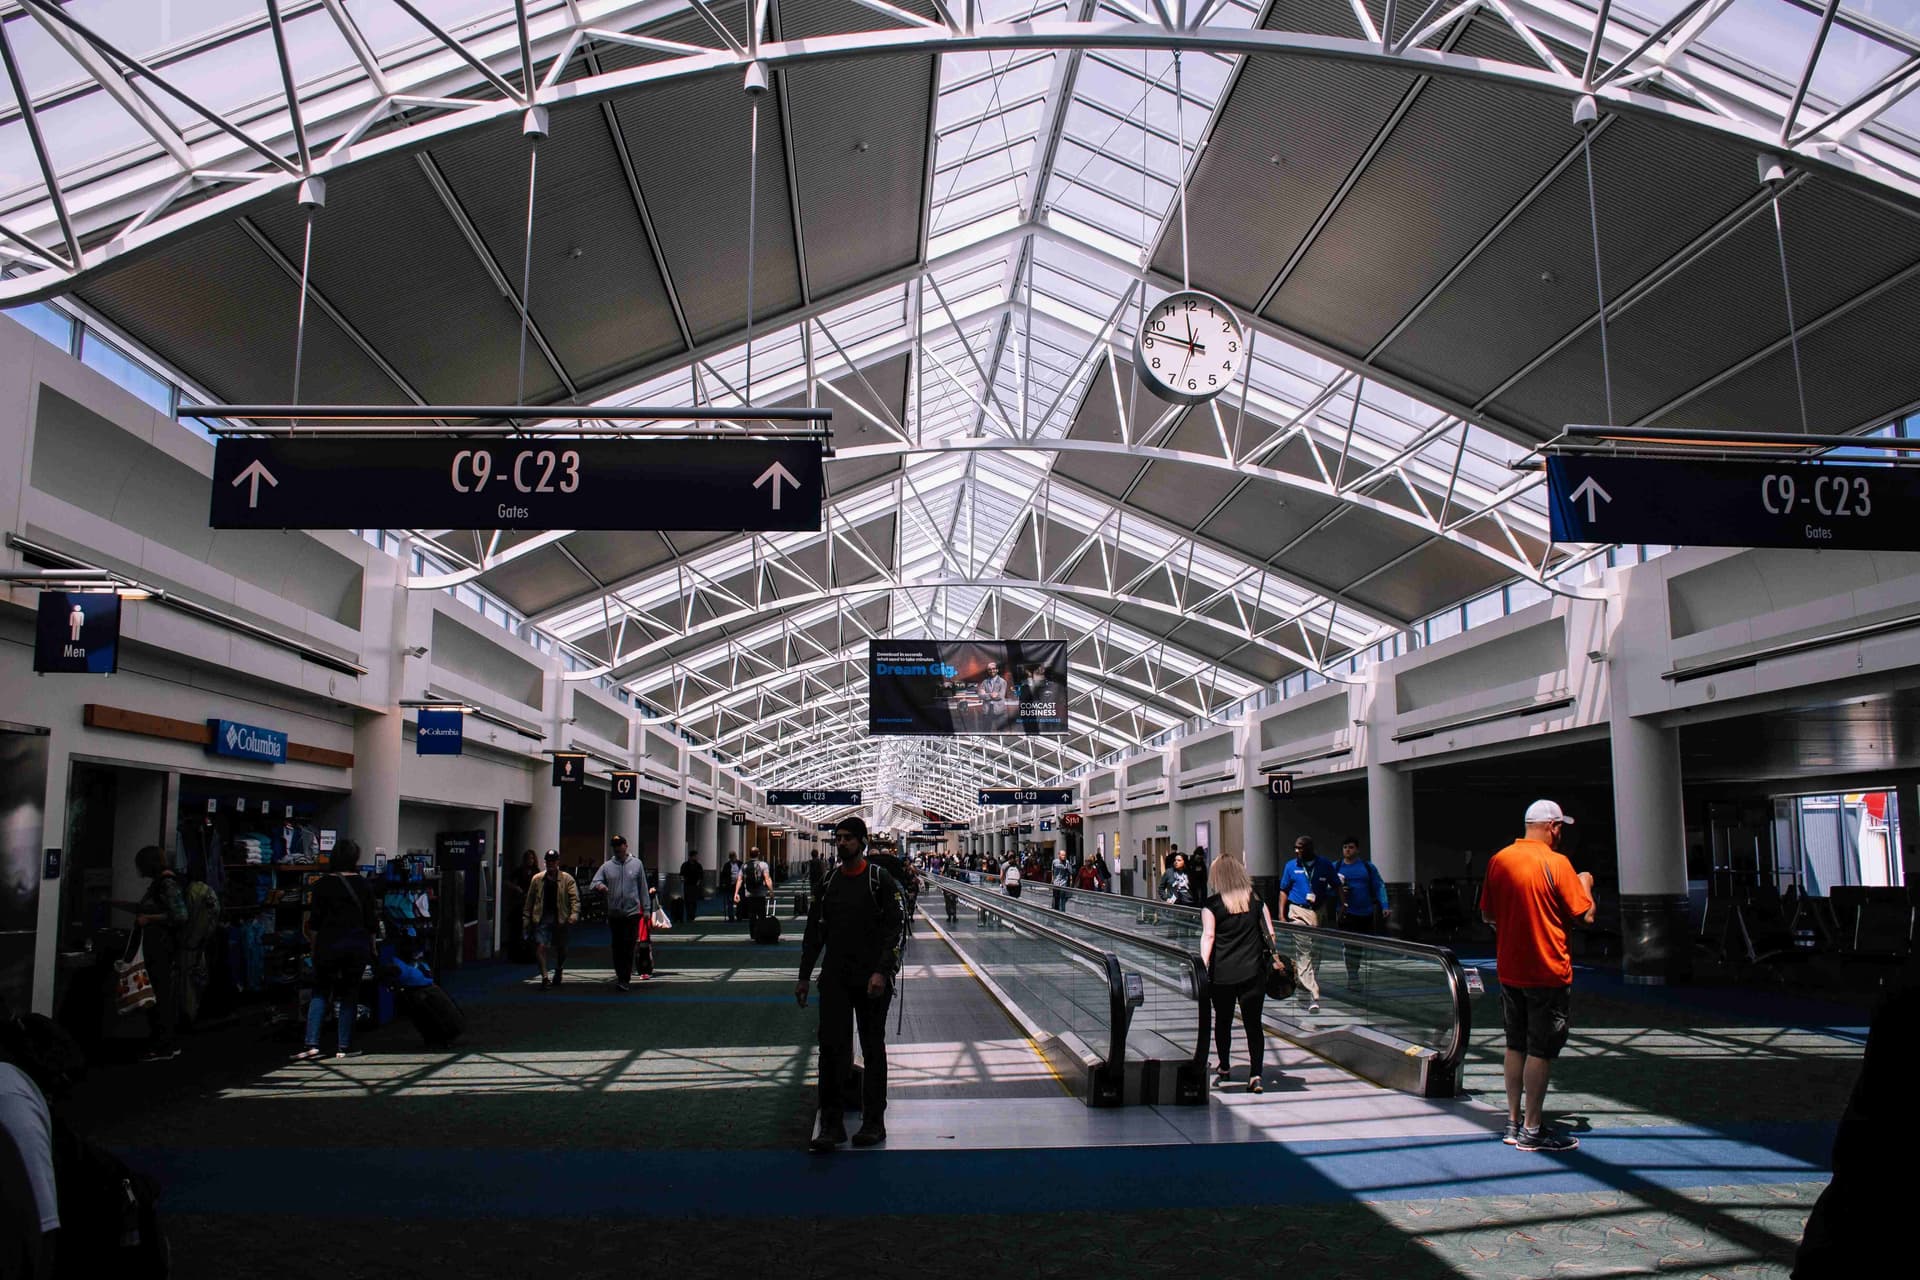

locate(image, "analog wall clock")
[[1132, 290, 1244, 406]]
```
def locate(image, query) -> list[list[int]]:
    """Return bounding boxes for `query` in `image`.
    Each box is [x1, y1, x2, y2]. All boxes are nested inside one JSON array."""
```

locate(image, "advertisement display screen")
[[868, 640, 1069, 736]]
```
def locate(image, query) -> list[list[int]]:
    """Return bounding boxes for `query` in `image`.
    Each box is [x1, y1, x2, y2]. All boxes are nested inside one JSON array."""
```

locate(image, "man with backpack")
[[796, 817, 906, 1152], [735, 847, 772, 923], [1334, 836, 1391, 988]]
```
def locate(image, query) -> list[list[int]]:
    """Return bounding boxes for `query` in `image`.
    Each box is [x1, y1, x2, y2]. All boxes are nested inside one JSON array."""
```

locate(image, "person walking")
[[505, 849, 539, 962], [1278, 837, 1330, 1013], [1188, 846, 1210, 905], [796, 817, 906, 1152], [295, 839, 377, 1061], [524, 850, 580, 987], [1002, 857, 1022, 899], [724, 852, 743, 921], [1479, 800, 1594, 1154], [1334, 836, 1391, 988], [679, 849, 705, 924], [116, 846, 188, 1062], [1158, 852, 1193, 907], [735, 847, 772, 922], [590, 835, 653, 990], [1050, 849, 1073, 911], [1200, 854, 1276, 1092]]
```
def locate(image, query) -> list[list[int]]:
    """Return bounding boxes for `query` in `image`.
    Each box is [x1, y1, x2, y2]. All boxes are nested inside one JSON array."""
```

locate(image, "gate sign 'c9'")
[[210, 437, 823, 533]]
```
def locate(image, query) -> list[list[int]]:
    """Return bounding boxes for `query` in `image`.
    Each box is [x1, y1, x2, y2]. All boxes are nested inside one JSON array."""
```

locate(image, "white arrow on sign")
[[753, 461, 799, 511], [232, 459, 279, 509], [1569, 475, 1611, 522]]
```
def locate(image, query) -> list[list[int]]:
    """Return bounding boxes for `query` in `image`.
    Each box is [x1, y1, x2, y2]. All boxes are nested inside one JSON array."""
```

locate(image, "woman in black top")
[[296, 839, 377, 1061], [1199, 854, 1276, 1092]]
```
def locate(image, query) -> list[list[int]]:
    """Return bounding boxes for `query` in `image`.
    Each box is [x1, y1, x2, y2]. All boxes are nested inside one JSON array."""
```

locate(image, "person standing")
[[524, 850, 580, 987], [1278, 837, 1330, 1013], [1334, 836, 1391, 988], [796, 817, 906, 1152], [296, 839, 377, 1061], [590, 834, 652, 991], [1050, 849, 1073, 911], [116, 846, 187, 1062], [1188, 846, 1210, 905], [1479, 800, 1594, 1153], [724, 852, 744, 920], [1002, 857, 1022, 898], [1199, 854, 1276, 1092], [679, 849, 705, 923]]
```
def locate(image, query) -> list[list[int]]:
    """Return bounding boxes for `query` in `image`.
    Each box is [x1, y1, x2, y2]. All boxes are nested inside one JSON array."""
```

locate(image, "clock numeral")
[[1223, 361, 1231, 370], [1228, 341, 1238, 352], [1152, 320, 1166, 332], [1152, 357, 1161, 369], [1209, 375, 1218, 385], [1187, 378, 1197, 390], [1144, 337, 1155, 349]]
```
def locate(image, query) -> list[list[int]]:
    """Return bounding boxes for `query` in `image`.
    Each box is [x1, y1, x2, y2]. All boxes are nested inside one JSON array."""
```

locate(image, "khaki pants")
[[1284, 902, 1320, 1000]]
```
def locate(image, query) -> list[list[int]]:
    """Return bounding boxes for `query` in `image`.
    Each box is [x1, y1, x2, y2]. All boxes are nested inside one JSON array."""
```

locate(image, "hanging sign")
[[416, 708, 463, 756], [34, 591, 121, 674], [1546, 454, 1920, 551], [729, 810, 748, 826], [1268, 774, 1295, 796], [210, 437, 824, 532], [767, 789, 861, 806], [207, 718, 288, 764], [977, 788, 1074, 805], [612, 771, 639, 799], [551, 753, 587, 787]]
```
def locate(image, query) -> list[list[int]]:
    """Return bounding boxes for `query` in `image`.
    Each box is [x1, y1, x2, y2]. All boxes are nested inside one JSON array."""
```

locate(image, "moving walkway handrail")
[[937, 874, 1208, 1079], [1042, 881, 1474, 1081], [934, 875, 1129, 1078]]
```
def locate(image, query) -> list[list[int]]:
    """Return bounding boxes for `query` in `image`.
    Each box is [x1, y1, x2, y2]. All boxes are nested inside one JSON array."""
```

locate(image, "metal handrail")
[[937, 874, 1206, 1077], [1041, 880, 1473, 1080], [934, 875, 1129, 1077]]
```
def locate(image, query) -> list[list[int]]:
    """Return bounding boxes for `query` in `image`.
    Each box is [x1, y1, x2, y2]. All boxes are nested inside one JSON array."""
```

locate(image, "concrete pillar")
[[613, 789, 641, 877], [351, 710, 403, 859], [697, 806, 719, 871], [660, 797, 687, 886], [1367, 760, 1416, 925], [1610, 707, 1691, 984], [1117, 808, 1138, 896], [1241, 776, 1277, 910], [719, 814, 740, 861], [528, 770, 562, 859]]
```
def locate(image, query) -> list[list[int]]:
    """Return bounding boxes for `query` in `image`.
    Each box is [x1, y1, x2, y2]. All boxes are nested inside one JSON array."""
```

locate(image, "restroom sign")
[[35, 591, 121, 674]]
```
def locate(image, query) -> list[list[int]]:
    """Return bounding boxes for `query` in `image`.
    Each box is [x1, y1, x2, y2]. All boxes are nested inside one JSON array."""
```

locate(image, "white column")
[[1366, 760, 1416, 921], [1610, 706, 1691, 983], [697, 806, 719, 871], [660, 797, 688, 886], [528, 770, 562, 857], [350, 535, 408, 859], [614, 788, 641, 873]]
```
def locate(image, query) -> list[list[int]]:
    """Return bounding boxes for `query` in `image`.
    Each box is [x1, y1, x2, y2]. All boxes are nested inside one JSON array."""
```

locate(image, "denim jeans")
[[304, 994, 355, 1051]]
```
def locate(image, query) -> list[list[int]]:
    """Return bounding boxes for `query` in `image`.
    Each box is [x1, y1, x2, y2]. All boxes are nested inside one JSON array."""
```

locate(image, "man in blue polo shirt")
[[1334, 836, 1391, 989], [1277, 836, 1335, 1013]]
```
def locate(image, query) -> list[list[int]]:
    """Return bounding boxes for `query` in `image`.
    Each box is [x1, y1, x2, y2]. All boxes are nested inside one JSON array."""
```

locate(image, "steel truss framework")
[[7, 1, 1917, 822]]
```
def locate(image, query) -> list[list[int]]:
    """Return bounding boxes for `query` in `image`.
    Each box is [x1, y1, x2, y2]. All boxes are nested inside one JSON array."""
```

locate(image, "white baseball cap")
[[1524, 799, 1573, 825]]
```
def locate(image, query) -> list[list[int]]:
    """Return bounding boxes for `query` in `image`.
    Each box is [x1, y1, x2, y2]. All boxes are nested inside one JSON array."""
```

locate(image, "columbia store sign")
[[207, 718, 289, 764], [416, 709, 464, 756]]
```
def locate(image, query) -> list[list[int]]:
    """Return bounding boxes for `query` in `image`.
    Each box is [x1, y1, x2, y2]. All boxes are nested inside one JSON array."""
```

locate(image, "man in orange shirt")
[[1480, 799, 1595, 1153]]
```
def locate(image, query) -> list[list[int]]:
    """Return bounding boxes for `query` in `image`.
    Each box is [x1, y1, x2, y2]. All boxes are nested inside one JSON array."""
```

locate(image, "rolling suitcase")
[[750, 915, 783, 944], [792, 891, 810, 918], [401, 984, 465, 1047]]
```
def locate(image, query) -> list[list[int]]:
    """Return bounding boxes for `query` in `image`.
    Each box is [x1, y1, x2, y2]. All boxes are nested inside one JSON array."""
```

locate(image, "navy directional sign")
[[1547, 455, 1920, 551], [978, 788, 1075, 805], [767, 789, 861, 806], [210, 437, 823, 531]]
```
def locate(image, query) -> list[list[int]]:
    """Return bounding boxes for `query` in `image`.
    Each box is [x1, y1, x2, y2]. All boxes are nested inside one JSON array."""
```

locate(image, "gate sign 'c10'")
[[210, 437, 822, 532], [1546, 455, 1918, 551], [977, 788, 1074, 805], [766, 789, 861, 807]]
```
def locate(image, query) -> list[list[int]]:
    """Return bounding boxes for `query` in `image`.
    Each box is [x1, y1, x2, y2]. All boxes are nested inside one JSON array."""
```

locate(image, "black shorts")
[[1500, 984, 1572, 1060]]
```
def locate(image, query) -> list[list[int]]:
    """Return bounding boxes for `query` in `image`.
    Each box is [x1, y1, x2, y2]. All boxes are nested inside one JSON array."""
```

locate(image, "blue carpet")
[[121, 1121, 1832, 1219]]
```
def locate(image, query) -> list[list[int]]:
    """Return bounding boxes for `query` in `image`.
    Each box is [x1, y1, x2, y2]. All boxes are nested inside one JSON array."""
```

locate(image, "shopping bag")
[[115, 931, 158, 1016], [649, 905, 672, 932]]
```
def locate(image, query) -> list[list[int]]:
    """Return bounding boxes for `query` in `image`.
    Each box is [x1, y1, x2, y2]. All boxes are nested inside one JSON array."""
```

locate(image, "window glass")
[[4, 303, 73, 351], [79, 330, 171, 412]]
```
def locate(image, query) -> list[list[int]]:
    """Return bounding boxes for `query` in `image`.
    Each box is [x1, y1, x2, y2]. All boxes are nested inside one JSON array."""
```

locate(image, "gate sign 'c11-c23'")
[[978, 788, 1075, 805], [1546, 455, 1916, 551], [210, 437, 822, 532], [766, 790, 861, 807]]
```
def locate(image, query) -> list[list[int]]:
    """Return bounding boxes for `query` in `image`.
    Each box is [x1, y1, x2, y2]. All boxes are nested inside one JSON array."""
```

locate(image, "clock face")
[[1133, 291, 1244, 405]]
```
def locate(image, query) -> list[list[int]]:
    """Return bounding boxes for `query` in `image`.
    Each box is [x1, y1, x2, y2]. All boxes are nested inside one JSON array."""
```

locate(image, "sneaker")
[[1307, 1001, 1321, 1014], [1214, 1065, 1231, 1087], [810, 1114, 848, 1153], [615, 982, 631, 992], [1248, 1076, 1264, 1094], [1516, 1127, 1579, 1153], [540, 976, 551, 989], [637, 974, 652, 982], [141, 1047, 182, 1063], [850, 1121, 887, 1148], [334, 1047, 364, 1059], [552, 971, 563, 985], [291, 1046, 323, 1062], [1502, 1122, 1522, 1145]]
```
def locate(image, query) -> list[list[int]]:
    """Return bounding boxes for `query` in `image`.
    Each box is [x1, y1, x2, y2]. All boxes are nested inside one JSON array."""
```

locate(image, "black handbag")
[[1258, 909, 1298, 1001]]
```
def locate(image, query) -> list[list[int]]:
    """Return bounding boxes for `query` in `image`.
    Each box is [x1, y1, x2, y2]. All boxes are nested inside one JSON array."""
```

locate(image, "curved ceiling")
[[7, 0, 1919, 820]]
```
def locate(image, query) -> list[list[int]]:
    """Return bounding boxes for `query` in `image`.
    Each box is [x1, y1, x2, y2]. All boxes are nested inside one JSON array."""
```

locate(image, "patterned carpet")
[[59, 912, 1858, 1279]]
